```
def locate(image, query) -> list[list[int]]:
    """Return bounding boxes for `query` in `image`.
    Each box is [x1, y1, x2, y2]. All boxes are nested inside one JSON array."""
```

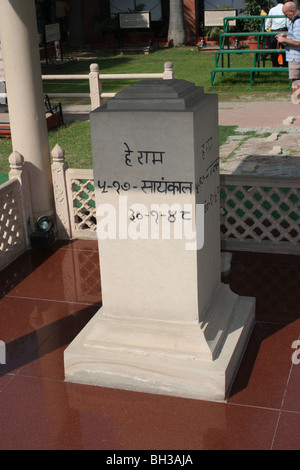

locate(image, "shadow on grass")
[[42, 55, 134, 76]]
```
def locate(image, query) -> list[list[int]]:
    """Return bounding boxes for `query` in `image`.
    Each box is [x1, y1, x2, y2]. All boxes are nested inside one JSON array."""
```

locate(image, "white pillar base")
[[64, 284, 255, 402]]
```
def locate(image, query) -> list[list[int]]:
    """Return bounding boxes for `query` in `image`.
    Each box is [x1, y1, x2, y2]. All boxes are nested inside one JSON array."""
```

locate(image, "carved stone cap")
[[9, 151, 24, 170], [102, 79, 204, 111], [51, 143, 65, 162]]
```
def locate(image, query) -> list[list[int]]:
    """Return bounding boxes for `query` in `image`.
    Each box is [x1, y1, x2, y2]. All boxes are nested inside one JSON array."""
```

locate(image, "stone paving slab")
[[235, 126, 300, 133], [218, 100, 300, 127], [220, 126, 300, 177]]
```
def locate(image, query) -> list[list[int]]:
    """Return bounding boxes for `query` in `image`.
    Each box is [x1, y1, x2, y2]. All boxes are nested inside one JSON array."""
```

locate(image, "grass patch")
[[219, 125, 238, 146], [48, 121, 92, 168], [42, 47, 291, 103], [0, 138, 13, 174], [0, 173, 8, 185], [0, 122, 238, 175], [0, 121, 92, 174]]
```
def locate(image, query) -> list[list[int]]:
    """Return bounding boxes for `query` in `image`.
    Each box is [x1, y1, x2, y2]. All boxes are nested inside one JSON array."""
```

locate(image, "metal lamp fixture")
[[30, 215, 55, 249], [36, 216, 54, 233]]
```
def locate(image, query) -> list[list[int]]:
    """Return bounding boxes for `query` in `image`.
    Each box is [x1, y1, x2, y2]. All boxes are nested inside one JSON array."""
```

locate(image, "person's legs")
[[267, 34, 279, 66], [281, 43, 288, 67]]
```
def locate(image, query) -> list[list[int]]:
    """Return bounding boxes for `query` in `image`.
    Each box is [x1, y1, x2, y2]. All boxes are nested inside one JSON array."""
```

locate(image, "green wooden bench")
[[211, 48, 287, 85], [209, 16, 290, 87], [219, 31, 286, 44], [214, 48, 285, 67]]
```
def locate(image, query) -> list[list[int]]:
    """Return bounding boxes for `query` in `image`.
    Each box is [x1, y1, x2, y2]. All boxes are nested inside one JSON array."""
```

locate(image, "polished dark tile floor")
[[0, 240, 300, 450]]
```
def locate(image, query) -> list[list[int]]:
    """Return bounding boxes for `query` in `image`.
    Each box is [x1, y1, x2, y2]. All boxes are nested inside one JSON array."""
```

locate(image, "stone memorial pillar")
[[64, 79, 255, 401]]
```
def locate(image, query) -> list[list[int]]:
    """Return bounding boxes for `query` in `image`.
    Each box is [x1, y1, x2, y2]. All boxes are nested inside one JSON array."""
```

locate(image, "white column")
[[0, 0, 54, 221]]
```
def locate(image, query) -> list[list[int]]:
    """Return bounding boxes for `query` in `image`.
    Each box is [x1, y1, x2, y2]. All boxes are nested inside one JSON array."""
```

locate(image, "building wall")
[[81, 0, 100, 44], [204, 0, 245, 11], [184, 0, 199, 42], [68, 0, 84, 48], [80, 0, 200, 46], [67, 0, 249, 48]]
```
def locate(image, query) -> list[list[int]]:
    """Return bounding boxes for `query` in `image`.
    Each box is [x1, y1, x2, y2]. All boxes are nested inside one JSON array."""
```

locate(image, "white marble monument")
[[64, 79, 255, 401]]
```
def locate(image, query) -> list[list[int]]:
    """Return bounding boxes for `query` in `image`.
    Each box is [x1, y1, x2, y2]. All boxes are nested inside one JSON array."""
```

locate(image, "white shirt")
[[265, 4, 289, 30]]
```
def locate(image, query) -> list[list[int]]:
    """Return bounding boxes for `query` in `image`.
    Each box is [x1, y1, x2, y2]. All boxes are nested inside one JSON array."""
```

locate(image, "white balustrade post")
[[163, 62, 174, 79], [89, 63, 102, 110], [51, 144, 71, 239], [0, 0, 55, 224], [8, 150, 33, 246]]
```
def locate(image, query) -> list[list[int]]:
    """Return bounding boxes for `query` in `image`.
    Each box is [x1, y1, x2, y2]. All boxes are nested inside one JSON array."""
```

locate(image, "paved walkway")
[[218, 100, 300, 176], [62, 100, 300, 127], [218, 100, 300, 127], [2, 100, 299, 127], [62, 104, 91, 122]]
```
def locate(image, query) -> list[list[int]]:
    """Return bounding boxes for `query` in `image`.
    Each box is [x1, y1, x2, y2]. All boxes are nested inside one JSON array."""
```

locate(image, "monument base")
[[64, 284, 255, 402]]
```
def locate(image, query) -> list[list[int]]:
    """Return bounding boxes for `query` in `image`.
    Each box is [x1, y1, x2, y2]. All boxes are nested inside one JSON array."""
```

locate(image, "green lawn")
[[0, 173, 8, 185], [0, 121, 238, 174], [0, 46, 290, 178], [42, 47, 291, 103], [0, 121, 92, 174]]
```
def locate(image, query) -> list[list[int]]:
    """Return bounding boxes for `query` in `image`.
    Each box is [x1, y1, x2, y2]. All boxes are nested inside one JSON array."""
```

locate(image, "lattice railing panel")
[[0, 179, 27, 269], [65, 169, 97, 239], [220, 180, 300, 250], [63, 167, 300, 253]]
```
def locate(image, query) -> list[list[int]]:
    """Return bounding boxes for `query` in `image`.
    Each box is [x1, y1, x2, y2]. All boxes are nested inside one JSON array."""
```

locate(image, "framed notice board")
[[204, 10, 237, 27], [119, 12, 151, 29]]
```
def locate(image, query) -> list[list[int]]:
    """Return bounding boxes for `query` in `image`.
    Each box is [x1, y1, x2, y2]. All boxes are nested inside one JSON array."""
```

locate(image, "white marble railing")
[[51, 144, 96, 240], [0, 63, 174, 108], [2, 144, 300, 272], [42, 62, 175, 110], [51, 147, 300, 254], [220, 174, 300, 254], [0, 152, 32, 270]]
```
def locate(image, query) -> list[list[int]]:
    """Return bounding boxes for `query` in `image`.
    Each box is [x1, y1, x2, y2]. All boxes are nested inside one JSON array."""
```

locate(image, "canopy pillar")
[[0, 0, 55, 223]]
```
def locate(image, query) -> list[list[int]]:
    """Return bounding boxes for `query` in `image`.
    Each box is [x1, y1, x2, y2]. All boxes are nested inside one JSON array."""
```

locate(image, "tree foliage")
[[240, 0, 272, 31]]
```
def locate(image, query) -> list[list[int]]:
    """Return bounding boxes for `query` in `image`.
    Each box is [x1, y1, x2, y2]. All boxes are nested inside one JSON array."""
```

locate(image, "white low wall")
[[51, 149, 300, 254], [0, 178, 29, 270]]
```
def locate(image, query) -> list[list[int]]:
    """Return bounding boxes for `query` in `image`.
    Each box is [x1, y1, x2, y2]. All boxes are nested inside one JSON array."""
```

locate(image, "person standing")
[[261, 3, 270, 53], [260, 3, 269, 17], [277, 2, 300, 102], [55, 0, 68, 42], [265, 0, 289, 66]]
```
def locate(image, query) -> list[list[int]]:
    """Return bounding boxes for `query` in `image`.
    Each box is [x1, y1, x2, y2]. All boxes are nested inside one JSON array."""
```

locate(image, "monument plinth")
[[64, 79, 255, 401]]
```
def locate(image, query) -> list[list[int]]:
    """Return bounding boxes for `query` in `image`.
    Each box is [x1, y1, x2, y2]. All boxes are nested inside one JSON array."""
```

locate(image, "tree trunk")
[[168, 0, 186, 47]]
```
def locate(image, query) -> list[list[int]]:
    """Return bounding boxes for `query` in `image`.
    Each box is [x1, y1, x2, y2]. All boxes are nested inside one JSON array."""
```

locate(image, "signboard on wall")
[[204, 10, 237, 27], [45, 23, 61, 43], [110, 0, 162, 21], [119, 12, 151, 29]]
